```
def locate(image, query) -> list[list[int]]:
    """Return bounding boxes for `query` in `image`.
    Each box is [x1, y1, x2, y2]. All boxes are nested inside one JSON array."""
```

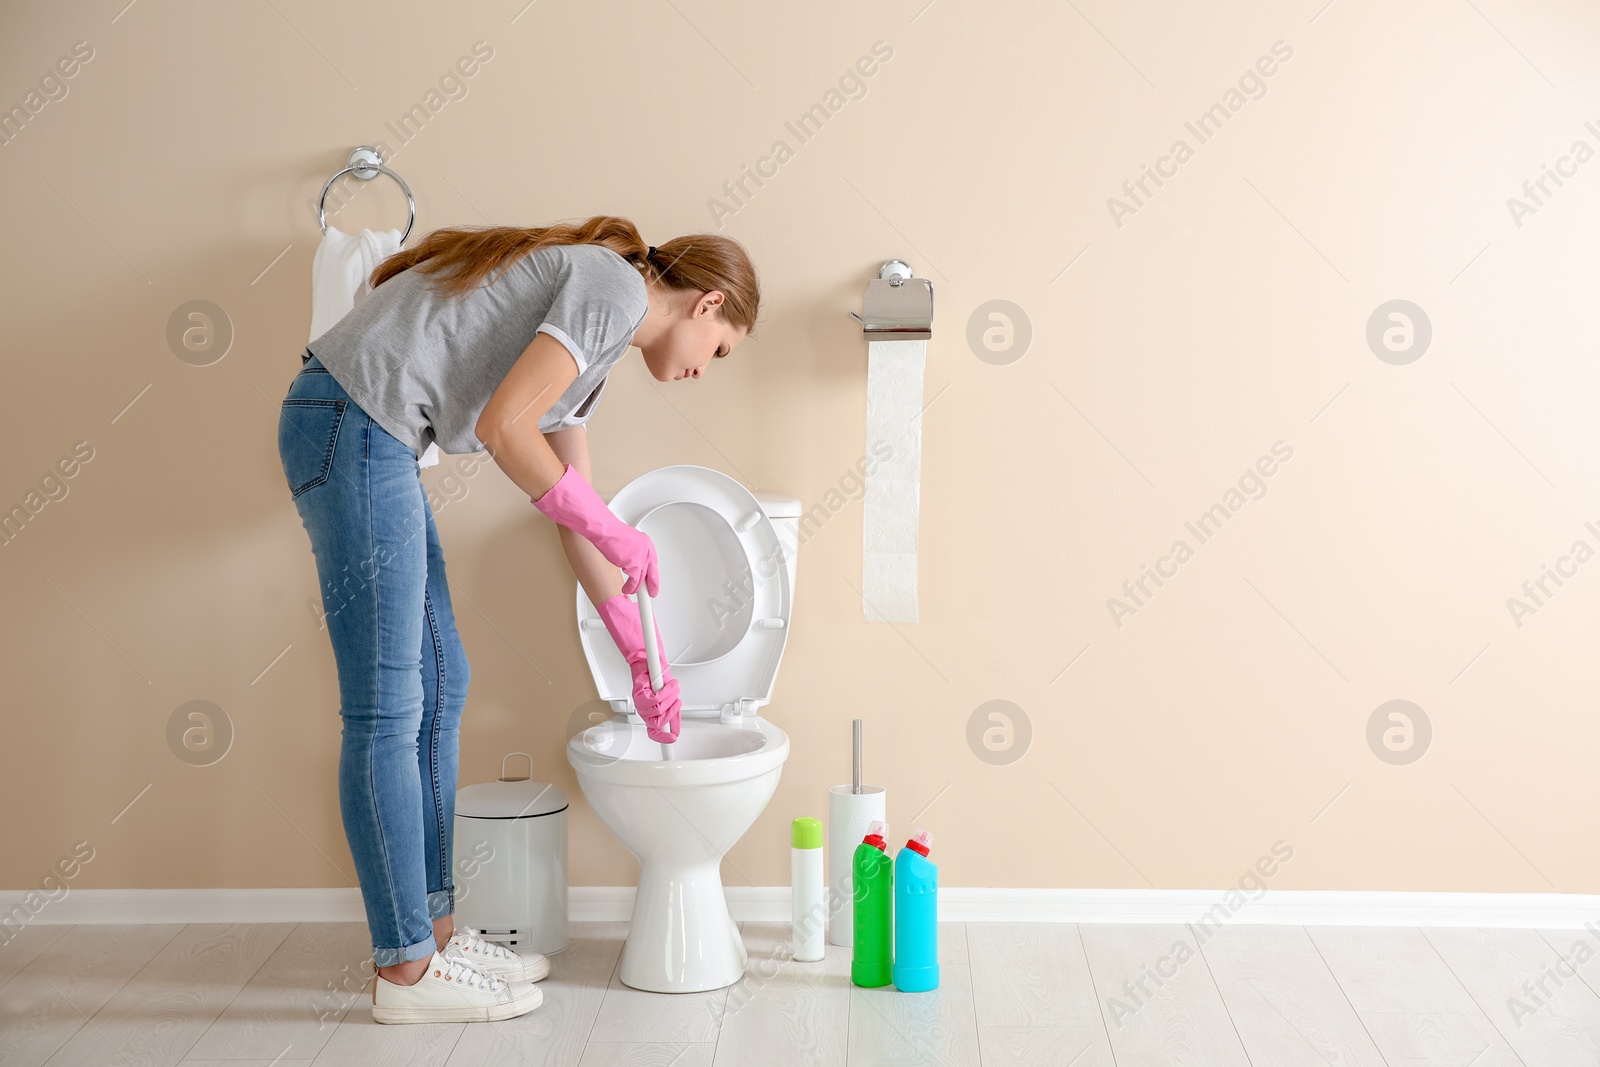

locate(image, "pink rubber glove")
[[597, 594, 682, 743], [531, 464, 660, 597]]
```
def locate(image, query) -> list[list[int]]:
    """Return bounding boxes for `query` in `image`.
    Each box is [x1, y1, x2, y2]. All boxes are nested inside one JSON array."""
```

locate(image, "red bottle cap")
[[862, 820, 887, 852], [904, 828, 933, 857]]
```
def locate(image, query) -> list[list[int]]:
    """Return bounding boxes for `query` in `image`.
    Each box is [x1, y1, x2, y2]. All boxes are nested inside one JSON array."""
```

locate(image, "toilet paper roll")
[[826, 784, 887, 949], [864, 339, 926, 623]]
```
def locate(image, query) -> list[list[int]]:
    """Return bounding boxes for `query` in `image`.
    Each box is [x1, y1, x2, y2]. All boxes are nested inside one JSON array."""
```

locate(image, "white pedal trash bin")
[[454, 751, 569, 956]]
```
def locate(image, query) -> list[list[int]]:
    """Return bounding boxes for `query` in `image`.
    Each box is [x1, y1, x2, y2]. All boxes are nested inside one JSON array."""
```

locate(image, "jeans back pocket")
[[279, 398, 346, 497]]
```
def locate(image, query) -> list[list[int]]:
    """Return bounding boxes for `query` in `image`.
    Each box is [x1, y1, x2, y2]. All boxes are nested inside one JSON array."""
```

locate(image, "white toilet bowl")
[[565, 465, 800, 993], [568, 716, 788, 992]]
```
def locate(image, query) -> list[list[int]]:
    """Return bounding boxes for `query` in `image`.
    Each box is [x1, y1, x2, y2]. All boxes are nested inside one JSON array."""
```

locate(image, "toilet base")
[[619, 858, 748, 993]]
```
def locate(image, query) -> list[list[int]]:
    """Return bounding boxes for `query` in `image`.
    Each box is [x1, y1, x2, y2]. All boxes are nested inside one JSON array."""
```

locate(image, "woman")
[[276, 215, 758, 1023]]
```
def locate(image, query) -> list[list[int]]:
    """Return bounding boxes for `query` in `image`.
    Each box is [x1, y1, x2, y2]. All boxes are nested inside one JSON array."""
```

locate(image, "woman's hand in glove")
[[596, 593, 681, 743]]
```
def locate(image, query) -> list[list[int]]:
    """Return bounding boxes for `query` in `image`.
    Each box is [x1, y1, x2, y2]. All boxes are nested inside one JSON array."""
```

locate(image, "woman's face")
[[640, 288, 748, 382]]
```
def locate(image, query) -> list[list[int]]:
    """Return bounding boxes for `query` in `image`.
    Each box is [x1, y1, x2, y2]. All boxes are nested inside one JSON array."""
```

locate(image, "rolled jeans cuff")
[[427, 888, 454, 920], [372, 934, 437, 967]]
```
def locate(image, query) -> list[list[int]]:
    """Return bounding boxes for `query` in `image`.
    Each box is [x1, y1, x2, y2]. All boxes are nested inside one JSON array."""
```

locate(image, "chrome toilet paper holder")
[[850, 259, 934, 341]]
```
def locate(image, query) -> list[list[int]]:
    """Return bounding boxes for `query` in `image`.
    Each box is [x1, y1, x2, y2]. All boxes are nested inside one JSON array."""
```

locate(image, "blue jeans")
[[277, 352, 468, 966]]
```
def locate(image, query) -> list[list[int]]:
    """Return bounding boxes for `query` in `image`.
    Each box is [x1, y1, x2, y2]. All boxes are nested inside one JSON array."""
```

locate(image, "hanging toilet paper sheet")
[[863, 338, 926, 623]]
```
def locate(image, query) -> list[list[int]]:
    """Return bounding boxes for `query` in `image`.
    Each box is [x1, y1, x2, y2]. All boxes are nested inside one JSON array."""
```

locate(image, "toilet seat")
[[575, 465, 792, 722]]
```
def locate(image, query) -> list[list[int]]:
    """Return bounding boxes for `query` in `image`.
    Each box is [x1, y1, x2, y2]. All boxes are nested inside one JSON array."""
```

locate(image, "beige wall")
[[4, 0, 1599, 899]]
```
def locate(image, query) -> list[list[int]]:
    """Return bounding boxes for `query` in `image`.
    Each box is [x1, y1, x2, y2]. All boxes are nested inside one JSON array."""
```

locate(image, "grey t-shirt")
[[306, 242, 649, 457]]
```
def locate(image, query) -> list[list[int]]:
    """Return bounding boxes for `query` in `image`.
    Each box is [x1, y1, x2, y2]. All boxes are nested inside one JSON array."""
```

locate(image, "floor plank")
[[710, 920, 849, 1067], [42, 923, 292, 1067], [0, 924, 178, 1067], [1078, 922, 1252, 1066], [184, 921, 372, 1062], [1357, 1011, 1524, 1066], [1194, 921, 1319, 954], [308, 1010, 464, 1067], [976, 1025, 1116, 1066], [847, 922, 980, 1067], [1203, 947, 1386, 1065], [578, 1044, 714, 1066], [1309, 926, 1482, 1014], [1538, 926, 1600, 1006], [1426, 926, 1600, 1066], [967, 923, 1102, 1028], [0, 923, 75, 989]]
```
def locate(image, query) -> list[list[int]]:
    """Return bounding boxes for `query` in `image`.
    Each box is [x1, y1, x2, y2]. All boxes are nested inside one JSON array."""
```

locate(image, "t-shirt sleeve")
[[534, 251, 647, 377]]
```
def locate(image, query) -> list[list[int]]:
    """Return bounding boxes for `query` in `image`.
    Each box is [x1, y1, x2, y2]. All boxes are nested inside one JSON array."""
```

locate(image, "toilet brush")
[[635, 585, 678, 760], [827, 718, 885, 948]]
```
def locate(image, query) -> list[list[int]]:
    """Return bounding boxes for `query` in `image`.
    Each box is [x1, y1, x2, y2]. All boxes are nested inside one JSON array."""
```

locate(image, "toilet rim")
[[566, 717, 789, 782]]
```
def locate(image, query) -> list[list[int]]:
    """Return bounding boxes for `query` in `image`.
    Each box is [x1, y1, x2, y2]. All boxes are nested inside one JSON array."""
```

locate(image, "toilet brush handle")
[[635, 587, 664, 693]]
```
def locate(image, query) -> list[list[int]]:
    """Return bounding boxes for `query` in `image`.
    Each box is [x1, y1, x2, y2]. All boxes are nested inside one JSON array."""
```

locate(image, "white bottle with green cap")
[[790, 817, 825, 961]]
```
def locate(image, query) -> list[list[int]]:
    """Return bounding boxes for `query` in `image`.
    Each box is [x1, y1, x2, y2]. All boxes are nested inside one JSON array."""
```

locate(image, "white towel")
[[309, 226, 441, 468]]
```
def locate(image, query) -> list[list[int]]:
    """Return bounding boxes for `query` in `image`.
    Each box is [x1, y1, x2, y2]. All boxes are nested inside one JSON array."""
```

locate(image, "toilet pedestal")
[[568, 735, 788, 998], [620, 859, 747, 992]]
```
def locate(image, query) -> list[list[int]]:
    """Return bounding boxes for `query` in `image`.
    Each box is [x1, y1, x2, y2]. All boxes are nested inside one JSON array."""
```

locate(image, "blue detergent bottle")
[[892, 828, 939, 991]]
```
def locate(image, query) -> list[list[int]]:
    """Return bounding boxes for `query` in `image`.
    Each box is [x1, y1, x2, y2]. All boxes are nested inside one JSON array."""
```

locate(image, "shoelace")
[[439, 944, 507, 992], [450, 924, 515, 962]]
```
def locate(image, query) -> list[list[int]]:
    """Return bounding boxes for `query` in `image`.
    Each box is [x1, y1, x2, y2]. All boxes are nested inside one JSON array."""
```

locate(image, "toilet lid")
[[574, 465, 792, 719]]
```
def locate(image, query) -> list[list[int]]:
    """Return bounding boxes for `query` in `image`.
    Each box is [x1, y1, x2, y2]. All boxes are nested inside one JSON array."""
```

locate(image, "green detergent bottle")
[[850, 820, 893, 987]]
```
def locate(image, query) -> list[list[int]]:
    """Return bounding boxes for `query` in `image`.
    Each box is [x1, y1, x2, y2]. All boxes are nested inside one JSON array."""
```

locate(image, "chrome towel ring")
[[317, 146, 415, 244]]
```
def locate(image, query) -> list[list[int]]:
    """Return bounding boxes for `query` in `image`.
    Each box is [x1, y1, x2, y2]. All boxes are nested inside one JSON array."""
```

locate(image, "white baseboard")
[[5, 887, 1600, 929]]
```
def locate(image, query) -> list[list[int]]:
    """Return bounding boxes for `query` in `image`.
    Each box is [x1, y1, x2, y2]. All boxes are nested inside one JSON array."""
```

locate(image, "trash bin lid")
[[456, 752, 568, 819]]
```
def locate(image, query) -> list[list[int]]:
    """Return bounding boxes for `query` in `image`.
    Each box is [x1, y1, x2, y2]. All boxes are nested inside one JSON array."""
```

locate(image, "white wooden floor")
[[2, 918, 1596, 1065]]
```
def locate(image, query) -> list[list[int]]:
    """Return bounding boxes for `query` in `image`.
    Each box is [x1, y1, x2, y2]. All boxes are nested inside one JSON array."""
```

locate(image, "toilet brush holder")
[[827, 783, 887, 948]]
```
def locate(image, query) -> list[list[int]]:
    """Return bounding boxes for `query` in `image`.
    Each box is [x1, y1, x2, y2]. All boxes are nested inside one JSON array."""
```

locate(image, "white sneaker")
[[446, 923, 551, 983], [372, 946, 542, 1024]]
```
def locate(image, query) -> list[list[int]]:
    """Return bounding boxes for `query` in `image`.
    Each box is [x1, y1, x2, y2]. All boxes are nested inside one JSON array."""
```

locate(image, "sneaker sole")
[[373, 983, 542, 1024]]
